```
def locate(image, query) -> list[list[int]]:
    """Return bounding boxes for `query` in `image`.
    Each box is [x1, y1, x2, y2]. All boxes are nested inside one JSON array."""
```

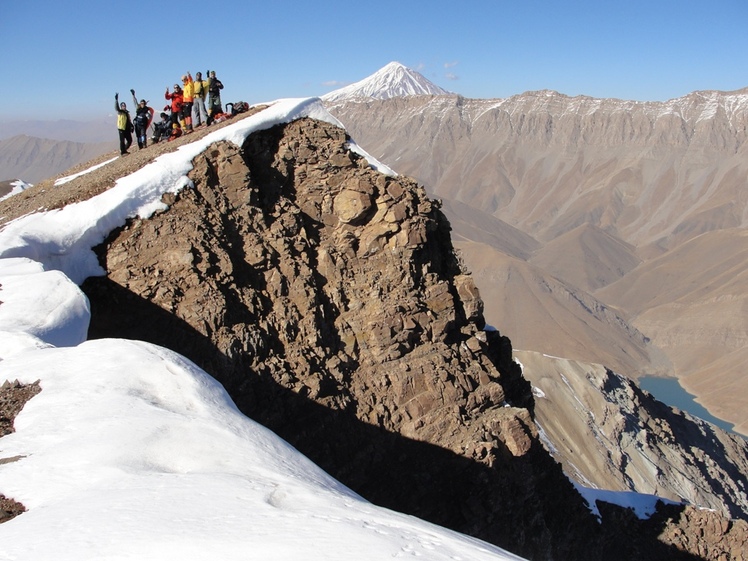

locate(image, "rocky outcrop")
[[517, 350, 748, 521], [656, 505, 748, 560], [597, 501, 748, 561], [81, 117, 746, 560]]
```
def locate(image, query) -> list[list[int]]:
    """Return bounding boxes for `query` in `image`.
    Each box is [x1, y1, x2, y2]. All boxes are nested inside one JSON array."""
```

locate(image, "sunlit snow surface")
[[54, 157, 119, 186], [0, 339, 523, 560], [0, 99, 524, 560]]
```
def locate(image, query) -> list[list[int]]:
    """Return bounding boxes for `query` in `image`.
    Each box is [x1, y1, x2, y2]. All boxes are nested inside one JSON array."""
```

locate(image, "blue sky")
[[2, 0, 748, 121]]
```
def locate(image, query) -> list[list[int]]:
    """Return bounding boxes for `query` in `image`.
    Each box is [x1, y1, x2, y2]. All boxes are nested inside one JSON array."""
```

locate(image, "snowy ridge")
[[476, 87, 748, 127], [0, 334, 524, 560], [345, 84, 748, 144], [0, 99, 525, 560], [322, 61, 451, 102]]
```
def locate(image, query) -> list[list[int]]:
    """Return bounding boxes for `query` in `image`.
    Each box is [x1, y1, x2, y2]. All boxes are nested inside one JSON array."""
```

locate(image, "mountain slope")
[[598, 228, 748, 433], [326, 90, 748, 247], [0, 134, 115, 183], [529, 223, 641, 292], [453, 240, 670, 378], [440, 197, 540, 260], [517, 350, 748, 520], [324, 71, 748, 433]]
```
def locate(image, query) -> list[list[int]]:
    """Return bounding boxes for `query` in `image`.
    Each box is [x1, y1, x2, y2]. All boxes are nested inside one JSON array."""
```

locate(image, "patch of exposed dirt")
[[0, 379, 41, 437], [0, 379, 41, 524], [0, 494, 25, 524]]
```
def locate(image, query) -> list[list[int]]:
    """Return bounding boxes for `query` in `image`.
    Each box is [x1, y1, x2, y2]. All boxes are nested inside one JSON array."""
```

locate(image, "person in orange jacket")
[[180, 73, 195, 133], [165, 83, 184, 135]]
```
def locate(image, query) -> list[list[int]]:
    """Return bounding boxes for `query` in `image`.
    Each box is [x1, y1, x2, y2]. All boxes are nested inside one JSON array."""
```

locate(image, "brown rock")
[[333, 189, 373, 224]]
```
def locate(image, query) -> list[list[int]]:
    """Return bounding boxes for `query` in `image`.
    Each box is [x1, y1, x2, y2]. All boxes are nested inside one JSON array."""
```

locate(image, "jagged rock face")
[[655, 504, 748, 561], [83, 119, 596, 559], [82, 118, 746, 560], [517, 351, 748, 521], [89, 122, 533, 440], [597, 501, 748, 561]]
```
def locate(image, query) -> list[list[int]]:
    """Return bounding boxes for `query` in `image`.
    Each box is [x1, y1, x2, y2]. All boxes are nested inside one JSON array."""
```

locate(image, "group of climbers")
[[163, 70, 225, 141], [114, 70, 225, 155]]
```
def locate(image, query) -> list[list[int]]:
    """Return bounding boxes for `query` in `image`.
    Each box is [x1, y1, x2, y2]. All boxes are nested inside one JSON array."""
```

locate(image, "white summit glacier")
[[322, 61, 451, 102]]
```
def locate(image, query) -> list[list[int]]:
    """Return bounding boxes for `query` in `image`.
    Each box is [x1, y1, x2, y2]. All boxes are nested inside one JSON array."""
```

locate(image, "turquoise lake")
[[638, 376, 737, 435]]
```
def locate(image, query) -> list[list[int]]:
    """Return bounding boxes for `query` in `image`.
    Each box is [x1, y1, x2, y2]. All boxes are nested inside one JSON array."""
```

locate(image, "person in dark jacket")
[[207, 70, 224, 124], [151, 112, 172, 144], [114, 93, 133, 155], [130, 89, 154, 149]]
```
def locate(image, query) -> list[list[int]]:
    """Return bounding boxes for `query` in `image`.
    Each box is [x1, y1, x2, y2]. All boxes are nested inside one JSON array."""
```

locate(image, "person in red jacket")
[[165, 83, 184, 135]]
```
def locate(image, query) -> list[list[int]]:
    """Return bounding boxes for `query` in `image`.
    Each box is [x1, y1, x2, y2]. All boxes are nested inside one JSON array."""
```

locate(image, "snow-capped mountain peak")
[[322, 61, 451, 102]]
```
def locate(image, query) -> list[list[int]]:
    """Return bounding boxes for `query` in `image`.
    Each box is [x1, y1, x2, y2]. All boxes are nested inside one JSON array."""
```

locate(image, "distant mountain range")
[[0, 117, 115, 144], [0, 135, 115, 183], [323, 63, 748, 436]]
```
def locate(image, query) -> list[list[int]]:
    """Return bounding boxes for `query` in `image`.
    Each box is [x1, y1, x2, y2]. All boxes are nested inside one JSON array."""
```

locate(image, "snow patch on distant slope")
[[54, 157, 119, 186], [0, 180, 32, 202]]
